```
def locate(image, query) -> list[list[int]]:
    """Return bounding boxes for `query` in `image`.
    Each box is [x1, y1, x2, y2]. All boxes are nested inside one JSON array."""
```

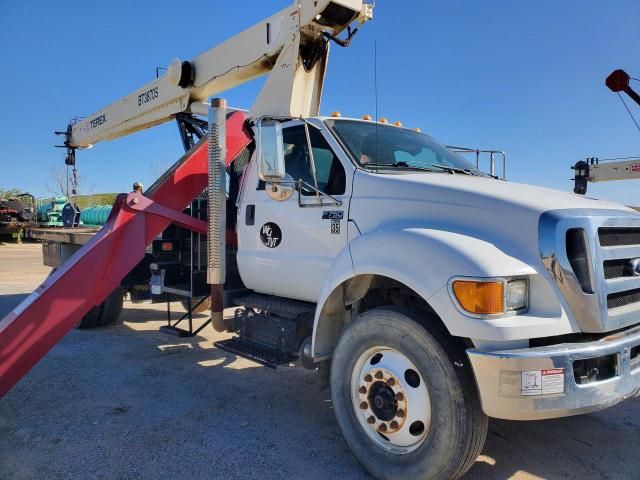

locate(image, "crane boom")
[[66, 0, 372, 149], [572, 69, 640, 194], [573, 157, 640, 194]]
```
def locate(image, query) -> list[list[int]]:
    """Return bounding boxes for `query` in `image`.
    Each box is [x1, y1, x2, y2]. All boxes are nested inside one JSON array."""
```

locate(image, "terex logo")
[[89, 114, 106, 129]]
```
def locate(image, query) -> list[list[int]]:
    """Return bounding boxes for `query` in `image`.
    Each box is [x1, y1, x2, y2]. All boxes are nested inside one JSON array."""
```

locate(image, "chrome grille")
[[540, 209, 640, 333], [599, 226, 640, 311], [598, 227, 640, 247], [603, 259, 629, 279], [608, 289, 640, 310]]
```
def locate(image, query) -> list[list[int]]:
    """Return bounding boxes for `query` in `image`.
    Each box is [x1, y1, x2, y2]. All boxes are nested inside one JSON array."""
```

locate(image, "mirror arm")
[[303, 119, 322, 205], [295, 180, 342, 208]]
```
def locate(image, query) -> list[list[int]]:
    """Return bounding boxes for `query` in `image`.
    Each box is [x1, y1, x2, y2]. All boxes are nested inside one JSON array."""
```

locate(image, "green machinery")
[[36, 197, 112, 227], [80, 205, 112, 227], [36, 196, 67, 227]]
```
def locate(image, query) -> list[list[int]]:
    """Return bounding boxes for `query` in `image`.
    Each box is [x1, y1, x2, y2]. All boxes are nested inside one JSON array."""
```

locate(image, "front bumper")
[[467, 325, 640, 420]]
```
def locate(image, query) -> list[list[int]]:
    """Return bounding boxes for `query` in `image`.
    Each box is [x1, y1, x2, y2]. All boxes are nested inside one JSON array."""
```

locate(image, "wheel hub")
[[351, 347, 431, 454], [370, 384, 395, 419], [361, 372, 407, 431]]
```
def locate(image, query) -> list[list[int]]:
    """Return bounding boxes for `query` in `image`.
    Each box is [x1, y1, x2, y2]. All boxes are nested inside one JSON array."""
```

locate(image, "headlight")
[[450, 277, 528, 317], [505, 279, 528, 311]]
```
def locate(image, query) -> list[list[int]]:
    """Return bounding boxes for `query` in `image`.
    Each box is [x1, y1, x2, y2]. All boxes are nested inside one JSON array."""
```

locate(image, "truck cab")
[[222, 113, 640, 476]]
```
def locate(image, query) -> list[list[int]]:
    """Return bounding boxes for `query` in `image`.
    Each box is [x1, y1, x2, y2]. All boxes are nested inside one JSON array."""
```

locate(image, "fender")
[[311, 241, 357, 359], [311, 228, 574, 359], [351, 227, 535, 296]]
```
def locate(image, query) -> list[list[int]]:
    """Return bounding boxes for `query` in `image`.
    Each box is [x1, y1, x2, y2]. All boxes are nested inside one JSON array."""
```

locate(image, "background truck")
[[0, 193, 35, 242], [2, 2, 640, 479]]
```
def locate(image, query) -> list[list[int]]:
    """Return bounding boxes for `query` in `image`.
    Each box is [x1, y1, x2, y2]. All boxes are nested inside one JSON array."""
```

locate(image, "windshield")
[[325, 119, 484, 175]]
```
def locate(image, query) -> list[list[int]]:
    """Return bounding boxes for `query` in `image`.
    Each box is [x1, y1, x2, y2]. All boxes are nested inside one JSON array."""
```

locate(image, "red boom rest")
[[0, 111, 253, 398]]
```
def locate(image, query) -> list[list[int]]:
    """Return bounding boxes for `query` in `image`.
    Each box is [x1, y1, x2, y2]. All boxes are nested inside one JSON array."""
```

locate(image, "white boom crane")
[[60, 0, 372, 152], [573, 156, 640, 190], [573, 69, 640, 194]]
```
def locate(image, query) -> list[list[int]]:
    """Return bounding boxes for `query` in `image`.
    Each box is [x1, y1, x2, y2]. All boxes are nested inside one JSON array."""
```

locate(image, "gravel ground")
[[1, 242, 639, 479]]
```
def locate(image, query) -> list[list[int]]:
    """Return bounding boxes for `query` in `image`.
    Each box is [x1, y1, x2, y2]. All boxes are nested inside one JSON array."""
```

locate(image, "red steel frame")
[[0, 111, 252, 398]]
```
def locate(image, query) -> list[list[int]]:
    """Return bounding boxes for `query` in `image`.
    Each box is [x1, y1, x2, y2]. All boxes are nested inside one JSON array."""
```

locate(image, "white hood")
[[350, 170, 635, 267]]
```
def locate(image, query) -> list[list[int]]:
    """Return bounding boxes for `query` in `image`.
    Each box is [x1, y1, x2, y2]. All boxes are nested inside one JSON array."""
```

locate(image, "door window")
[[282, 125, 346, 196]]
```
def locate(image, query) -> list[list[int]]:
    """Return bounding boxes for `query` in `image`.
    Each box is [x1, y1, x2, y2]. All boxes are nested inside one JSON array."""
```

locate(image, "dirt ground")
[[0, 242, 639, 479]]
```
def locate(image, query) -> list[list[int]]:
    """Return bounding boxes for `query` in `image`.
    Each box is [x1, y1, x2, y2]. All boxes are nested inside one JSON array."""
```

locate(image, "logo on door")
[[260, 222, 282, 248]]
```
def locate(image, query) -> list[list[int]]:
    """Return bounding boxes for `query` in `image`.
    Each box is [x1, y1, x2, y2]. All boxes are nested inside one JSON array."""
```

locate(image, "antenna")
[[374, 41, 379, 172], [374, 41, 378, 122]]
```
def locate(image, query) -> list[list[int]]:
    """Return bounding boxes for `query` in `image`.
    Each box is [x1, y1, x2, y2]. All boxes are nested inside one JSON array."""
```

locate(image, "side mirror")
[[257, 119, 285, 182]]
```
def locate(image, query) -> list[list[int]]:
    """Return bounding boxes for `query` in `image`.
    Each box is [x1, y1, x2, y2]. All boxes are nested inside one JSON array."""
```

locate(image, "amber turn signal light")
[[452, 280, 504, 315]]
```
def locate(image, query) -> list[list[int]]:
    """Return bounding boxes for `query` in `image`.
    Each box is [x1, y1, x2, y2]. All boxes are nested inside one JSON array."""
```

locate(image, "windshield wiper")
[[393, 161, 477, 176], [418, 163, 477, 175], [364, 162, 484, 177], [366, 162, 441, 173]]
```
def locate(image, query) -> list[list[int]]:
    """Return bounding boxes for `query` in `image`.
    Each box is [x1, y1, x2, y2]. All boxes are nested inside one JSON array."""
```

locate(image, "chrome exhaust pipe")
[[207, 98, 227, 332]]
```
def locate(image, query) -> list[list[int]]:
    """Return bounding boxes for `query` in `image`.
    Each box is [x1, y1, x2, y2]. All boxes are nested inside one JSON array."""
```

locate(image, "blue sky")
[[1, 1, 639, 204]]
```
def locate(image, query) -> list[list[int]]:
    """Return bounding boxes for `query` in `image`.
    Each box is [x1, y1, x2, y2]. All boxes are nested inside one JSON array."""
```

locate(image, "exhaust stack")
[[207, 98, 227, 332]]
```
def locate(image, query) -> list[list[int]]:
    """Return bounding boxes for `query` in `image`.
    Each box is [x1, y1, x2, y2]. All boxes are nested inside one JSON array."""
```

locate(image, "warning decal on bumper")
[[521, 368, 565, 396]]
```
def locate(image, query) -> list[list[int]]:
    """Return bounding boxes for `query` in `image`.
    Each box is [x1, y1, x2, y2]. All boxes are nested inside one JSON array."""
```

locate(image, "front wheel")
[[330, 307, 487, 480]]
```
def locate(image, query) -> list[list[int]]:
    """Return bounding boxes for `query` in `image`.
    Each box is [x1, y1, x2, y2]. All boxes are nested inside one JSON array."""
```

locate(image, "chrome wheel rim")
[[351, 346, 431, 454]]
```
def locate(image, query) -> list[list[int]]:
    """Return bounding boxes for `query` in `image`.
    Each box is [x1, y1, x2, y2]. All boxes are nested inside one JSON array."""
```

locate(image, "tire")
[[77, 288, 124, 329], [181, 296, 211, 314], [97, 288, 124, 326], [77, 305, 101, 329], [330, 307, 488, 480], [48, 268, 123, 329]]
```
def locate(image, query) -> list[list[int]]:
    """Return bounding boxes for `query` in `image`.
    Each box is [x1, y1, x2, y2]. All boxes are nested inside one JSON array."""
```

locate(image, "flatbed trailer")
[[0, 223, 31, 243], [27, 227, 99, 267]]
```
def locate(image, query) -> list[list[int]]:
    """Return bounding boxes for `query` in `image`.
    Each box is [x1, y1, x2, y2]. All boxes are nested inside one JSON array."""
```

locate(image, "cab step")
[[214, 338, 296, 369], [233, 293, 315, 319], [213, 306, 302, 368]]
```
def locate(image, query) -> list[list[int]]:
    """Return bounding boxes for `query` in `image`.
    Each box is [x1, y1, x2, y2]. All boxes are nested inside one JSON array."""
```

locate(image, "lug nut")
[[359, 401, 368, 410], [397, 409, 406, 418], [374, 371, 384, 379], [367, 416, 376, 424], [359, 386, 367, 394], [378, 423, 388, 433], [387, 378, 396, 386], [364, 374, 373, 383], [390, 420, 399, 429], [395, 392, 404, 402]]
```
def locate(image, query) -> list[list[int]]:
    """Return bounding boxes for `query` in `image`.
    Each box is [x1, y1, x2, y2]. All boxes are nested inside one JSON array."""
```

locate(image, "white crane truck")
[[7, 1, 640, 479]]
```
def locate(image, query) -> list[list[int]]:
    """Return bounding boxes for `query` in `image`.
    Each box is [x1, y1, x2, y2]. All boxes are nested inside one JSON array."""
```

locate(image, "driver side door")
[[237, 120, 354, 302]]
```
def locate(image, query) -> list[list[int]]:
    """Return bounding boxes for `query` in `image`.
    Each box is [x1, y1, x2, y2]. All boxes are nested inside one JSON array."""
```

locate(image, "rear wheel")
[[330, 307, 487, 480], [77, 305, 101, 329], [48, 268, 124, 329], [77, 288, 124, 329], [97, 288, 124, 326]]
